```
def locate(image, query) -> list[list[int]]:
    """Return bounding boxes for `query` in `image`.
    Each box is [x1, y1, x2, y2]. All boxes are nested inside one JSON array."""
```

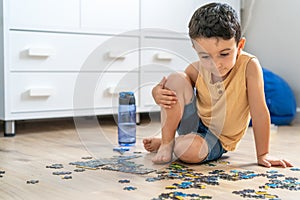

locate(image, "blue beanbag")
[[262, 68, 297, 125]]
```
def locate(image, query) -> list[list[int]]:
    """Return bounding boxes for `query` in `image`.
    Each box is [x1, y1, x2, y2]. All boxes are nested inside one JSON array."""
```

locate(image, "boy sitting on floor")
[[143, 2, 293, 168]]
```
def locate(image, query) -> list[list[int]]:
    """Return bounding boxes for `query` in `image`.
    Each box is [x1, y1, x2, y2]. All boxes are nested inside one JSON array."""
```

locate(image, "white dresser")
[[0, 0, 240, 136]]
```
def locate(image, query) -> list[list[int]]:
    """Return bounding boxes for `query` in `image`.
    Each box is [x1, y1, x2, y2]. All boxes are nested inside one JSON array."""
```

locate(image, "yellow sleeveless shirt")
[[195, 51, 255, 151]]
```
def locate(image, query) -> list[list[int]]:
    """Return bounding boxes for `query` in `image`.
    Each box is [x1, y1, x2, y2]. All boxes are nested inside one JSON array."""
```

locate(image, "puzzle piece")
[[267, 170, 279, 174], [81, 156, 93, 160], [165, 185, 177, 190], [204, 160, 230, 167], [26, 180, 39, 184], [118, 179, 130, 183], [173, 181, 193, 189], [62, 175, 72, 180], [46, 164, 64, 169], [291, 168, 300, 171], [74, 168, 85, 172], [123, 186, 137, 191], [113, 147, 130, 154], [0, 170, 5, 178], [52, 171, 72, 176]]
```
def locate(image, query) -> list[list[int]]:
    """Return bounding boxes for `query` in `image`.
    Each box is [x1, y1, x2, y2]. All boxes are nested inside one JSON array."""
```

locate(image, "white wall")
[[242, 0, 300, 109]]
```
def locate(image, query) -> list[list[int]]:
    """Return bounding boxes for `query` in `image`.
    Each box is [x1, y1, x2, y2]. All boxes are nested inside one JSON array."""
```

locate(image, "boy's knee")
[[165, 72, 193, 104], [165, 72, 191, 91], [173, 134, 208, 164], [176, 151, 203, 163]]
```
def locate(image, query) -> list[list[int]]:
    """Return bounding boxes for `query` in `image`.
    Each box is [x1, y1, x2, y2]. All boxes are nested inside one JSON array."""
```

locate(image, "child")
[[143, 2, 293, 168]]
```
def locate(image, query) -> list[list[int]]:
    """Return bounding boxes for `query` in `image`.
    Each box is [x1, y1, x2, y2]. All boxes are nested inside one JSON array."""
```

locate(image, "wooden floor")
[[0, 114, 300, 200]]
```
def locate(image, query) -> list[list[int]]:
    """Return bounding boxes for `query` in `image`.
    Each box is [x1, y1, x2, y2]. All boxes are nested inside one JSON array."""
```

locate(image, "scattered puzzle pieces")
[[101, 160, 155, 175], [38, 153, 300, 199], [70, 155, 155, 175], [261, 176, 300, 191], [152, 191, 212, 200], [233, 189, 280, 200], [146, 162, 300, 199]]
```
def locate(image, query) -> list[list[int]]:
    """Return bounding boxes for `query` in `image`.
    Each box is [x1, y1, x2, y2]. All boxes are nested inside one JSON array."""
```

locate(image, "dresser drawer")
[[81, 0, 139, 34], [9, 31, 139, 72], [9, 72, 139, 113], [141, 0, 195, 34], [141, 37, 198, 72], [8, 0, 80, 30]]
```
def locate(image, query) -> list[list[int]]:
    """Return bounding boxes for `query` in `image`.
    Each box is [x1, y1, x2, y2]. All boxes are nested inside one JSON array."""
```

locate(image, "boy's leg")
[[172, 90, 209, 163], [174, 134, 208, 163], [144, 72, 194, 163]]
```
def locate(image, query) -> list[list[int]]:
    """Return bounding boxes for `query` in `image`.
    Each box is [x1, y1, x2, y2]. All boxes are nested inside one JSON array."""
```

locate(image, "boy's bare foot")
[[151, 143, 174, 164], [143, 138, 174, 164], [143, 138, 161, 152]]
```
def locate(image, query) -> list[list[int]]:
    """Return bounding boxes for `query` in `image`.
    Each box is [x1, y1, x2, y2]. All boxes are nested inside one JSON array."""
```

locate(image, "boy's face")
[[192, 37, 244, 78]]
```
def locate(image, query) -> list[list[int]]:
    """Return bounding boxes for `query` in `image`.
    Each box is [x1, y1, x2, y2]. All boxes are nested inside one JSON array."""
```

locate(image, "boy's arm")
[[184, 62, 199, 87], [246, 58, 293, 168]]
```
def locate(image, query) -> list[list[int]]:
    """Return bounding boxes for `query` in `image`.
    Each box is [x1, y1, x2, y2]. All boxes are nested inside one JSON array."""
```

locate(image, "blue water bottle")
[[118, 92, 136, 146]]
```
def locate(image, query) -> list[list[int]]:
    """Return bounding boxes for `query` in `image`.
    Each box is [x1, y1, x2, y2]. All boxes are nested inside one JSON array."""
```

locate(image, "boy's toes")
[[143, 138, 161, 153], [143, 138, 152, 145], [143, 138, 153, 152]]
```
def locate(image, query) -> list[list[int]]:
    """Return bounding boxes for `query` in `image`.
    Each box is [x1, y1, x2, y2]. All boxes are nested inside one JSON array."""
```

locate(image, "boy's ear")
[[238, 37, 246, 51]]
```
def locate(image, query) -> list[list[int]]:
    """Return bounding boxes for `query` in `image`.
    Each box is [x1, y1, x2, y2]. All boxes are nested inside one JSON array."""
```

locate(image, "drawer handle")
[[154, 53, 172, 61], [106, 87, 127, 95], [107, 51, 126, 60], [28, 88, 53, 97], [27, 48, 56, 57]]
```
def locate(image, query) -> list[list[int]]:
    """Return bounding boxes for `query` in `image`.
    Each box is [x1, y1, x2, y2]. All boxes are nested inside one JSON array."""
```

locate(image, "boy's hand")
[[257, 153, 293, 168], [152, 77, 178, 109]]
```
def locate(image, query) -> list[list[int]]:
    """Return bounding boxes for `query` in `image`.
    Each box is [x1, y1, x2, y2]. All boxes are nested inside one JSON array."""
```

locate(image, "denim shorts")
[[177, 95, 227, 163]]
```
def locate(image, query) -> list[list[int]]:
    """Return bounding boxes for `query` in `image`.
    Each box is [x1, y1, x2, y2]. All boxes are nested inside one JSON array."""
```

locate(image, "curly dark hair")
[[188, 2, 241, 44]]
